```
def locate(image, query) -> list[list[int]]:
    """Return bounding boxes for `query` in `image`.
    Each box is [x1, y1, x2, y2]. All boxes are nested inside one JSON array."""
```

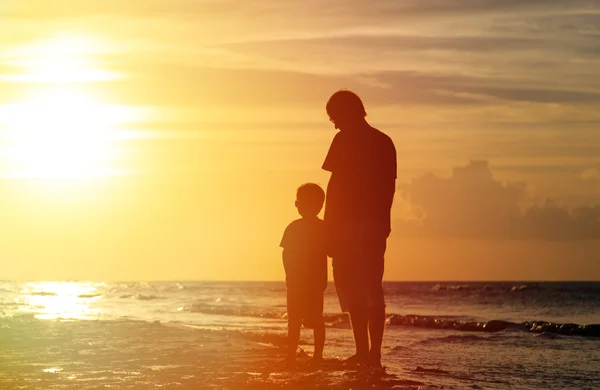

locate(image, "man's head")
[[295, 183, 325, 218], [326, 90, 367, 131]]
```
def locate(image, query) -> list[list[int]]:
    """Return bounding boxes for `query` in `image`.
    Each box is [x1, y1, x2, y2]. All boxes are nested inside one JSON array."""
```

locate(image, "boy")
[[280, 183, 327, 368]]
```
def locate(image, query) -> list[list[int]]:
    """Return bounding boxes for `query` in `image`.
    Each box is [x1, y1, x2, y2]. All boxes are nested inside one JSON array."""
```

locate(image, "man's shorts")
[[332, 231, 387, 313], [286, 286, 324, 329]]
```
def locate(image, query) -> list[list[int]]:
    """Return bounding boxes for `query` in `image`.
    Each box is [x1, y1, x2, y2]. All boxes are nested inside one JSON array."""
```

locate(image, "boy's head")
[[295, 183, 325, 218]]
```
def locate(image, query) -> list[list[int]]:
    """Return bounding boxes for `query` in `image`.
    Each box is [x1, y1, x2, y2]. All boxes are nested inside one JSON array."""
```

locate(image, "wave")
[[188, 303, 287, 320], [510, 284, 540, 293], [186, 303, 600, 338], [387, 315, 600, 338], [78, 294, 102, 298], [136, 295, 165, 301], [432, 284, 481, 292], [188, 304, 351, 324], [429, 283, 542, 294], [416, 334, 490, 345], [388, 345, 412, 352], [119, 294, 164, 301], [415, 366, 452, 376], [28, 292, 58, 296]]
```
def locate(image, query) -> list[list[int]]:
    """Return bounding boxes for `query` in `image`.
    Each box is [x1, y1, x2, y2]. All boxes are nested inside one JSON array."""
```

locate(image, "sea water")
[[1, 281, 599, 388]]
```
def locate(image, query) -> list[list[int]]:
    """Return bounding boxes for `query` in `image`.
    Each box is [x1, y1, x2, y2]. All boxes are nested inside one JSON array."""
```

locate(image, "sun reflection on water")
[[18, 282, 103, 320]]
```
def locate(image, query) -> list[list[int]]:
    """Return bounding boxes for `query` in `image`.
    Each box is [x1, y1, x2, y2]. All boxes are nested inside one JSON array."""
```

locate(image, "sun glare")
[[1, 88, 136, 178], [18, 282, 103, 320], [2, 34, 121, 83], [0, 34, 142, 179]]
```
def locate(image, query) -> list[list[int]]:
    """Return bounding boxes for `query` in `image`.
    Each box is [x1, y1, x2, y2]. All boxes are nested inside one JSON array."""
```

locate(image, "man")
[[322, 90, 396, 368]]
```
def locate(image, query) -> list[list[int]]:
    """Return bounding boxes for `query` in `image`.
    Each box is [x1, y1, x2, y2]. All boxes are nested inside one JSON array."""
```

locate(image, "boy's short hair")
[[326, 90, 367, 121], [297, 183, 325, 215]]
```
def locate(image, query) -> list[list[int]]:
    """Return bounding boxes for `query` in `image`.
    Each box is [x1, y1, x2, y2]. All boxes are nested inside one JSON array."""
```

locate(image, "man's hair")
[[296, 183, 325, 214], [326, 90, 367, 120]]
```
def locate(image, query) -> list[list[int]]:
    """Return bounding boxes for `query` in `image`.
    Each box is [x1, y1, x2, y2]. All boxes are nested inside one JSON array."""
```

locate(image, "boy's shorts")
[[286, 286, 324, 329]]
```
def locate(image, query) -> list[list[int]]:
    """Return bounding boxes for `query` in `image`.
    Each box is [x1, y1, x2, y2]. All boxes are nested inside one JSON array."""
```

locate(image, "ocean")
[[1, 281, 599, 389]]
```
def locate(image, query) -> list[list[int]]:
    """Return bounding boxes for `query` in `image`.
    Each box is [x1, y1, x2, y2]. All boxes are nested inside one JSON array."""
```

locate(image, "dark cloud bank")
[[397, 161, 600, 241]]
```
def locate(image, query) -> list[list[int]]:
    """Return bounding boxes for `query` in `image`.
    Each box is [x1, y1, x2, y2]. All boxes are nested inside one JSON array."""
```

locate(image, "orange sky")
[[1, 1, 600, 281]]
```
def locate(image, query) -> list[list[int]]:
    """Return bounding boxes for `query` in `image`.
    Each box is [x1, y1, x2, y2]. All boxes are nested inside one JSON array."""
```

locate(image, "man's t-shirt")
[[322, 127, 397, 237], [280, 217, 327, 291]]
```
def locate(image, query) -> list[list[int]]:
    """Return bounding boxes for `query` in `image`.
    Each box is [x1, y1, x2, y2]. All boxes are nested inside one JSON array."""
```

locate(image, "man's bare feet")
[[343, 354, 369, 367], [369, 352, 383, 369], [308, 354, 323, 367]]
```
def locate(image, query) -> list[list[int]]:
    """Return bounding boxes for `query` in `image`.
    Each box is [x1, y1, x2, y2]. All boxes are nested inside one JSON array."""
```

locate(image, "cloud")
[[515, 200, 600, 240], [397, 160, 600, 240], [65, 60, 600, 108], [220, 35, 541, 53], [371, 72, 600, 104], [2, 0, 600, 109], [581, 168, 600, 181], [48, 64, 488, 107], [3, 0, 596, 19]]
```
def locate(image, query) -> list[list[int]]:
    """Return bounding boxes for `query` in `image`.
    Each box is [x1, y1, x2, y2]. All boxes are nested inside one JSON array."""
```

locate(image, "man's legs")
[[334, 233, 387, 367], [333, 261, 369, 365], [367, 237, 387, 367], [348, 304, 370, 364], [313, 320, 325, 360]]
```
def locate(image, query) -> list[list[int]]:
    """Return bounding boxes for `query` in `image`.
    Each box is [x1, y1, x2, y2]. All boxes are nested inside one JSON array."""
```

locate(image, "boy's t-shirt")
[[280, 217, 327, 291]]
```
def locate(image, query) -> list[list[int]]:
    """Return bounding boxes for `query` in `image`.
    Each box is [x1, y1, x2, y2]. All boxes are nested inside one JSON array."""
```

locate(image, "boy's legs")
[[286, 288, 302, 366], [287, 319, 301, 360], [368, 305, 385, 366], [307, 289, 325, 361]]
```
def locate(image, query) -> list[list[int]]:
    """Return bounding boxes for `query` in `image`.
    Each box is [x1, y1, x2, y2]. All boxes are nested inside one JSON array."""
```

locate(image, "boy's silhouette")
[[322, 90, 396, 368], [280, 183, 327, 368]]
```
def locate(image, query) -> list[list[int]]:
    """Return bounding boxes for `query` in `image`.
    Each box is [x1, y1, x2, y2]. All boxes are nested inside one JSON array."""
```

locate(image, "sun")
[[2, 87, 132, 179]]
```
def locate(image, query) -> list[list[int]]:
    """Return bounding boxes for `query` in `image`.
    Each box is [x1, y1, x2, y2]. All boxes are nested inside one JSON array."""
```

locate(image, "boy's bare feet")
[[277, 356, 296, 370]]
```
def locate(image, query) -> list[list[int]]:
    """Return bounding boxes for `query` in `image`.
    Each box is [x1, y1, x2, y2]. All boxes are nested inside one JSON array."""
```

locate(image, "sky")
[[1, 0, 599, 281]]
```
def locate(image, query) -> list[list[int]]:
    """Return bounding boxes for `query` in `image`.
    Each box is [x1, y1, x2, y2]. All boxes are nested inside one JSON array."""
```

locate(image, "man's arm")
[[322, 133, 342, 173], [373, 177, 396, 237], [324, 173, 342, 224], [383, 178, 396, 213], [379, 138, 397, 236], [323, 133, 344, 241]]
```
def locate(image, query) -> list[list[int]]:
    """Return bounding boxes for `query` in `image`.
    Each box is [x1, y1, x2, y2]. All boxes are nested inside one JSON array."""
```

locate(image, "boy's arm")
[[282, 249, 291, 277], [281, 222, 292, 278]]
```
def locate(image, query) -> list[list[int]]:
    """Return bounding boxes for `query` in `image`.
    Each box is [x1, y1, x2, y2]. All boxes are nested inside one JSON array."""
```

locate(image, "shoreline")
[[0, 318, 411, 389]]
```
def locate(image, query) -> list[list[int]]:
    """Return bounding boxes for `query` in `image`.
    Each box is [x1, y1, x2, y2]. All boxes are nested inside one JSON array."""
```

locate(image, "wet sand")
[[0, 319, 416, 389]]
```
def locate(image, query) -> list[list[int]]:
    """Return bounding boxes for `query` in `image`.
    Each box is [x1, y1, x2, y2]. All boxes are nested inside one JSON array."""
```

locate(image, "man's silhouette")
[[322, 90, 396, 368]]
